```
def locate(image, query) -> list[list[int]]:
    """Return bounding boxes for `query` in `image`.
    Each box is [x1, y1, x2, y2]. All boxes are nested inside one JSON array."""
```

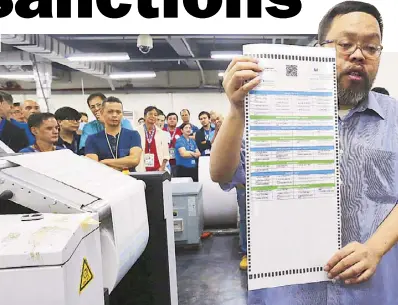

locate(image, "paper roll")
[[2, 151, 150, 293], [198, 156, 238, 227], [105, 180, 149, 292]]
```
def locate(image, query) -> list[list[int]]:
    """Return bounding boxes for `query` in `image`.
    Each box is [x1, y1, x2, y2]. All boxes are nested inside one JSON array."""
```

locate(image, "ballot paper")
[[243, 44, 341, 290]]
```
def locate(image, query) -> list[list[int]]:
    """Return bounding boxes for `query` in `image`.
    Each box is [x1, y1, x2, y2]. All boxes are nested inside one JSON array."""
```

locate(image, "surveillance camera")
[[137, 34, 153, 54]]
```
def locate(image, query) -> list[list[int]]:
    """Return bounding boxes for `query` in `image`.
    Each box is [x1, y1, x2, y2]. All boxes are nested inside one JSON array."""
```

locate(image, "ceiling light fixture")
[[67, 52, 130, 62], [109, 71, 156, 79], [218, 72, 224, 77], [0, 73, 35, 80], [211, 51, 242, 60]]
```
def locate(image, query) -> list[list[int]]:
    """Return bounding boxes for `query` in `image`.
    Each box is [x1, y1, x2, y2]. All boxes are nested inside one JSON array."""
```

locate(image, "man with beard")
[[210, 1, 398, 304], [195, 111, 214, 156], [80, 93, 133, 153]]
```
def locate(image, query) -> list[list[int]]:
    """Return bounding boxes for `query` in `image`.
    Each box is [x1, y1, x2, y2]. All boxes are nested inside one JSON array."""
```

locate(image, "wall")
[[373, 52, 398, 98], [11, 91, 230, 128]]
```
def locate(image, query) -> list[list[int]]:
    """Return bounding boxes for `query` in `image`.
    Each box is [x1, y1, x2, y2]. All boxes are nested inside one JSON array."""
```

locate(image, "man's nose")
[[349, 48, 366, 63]]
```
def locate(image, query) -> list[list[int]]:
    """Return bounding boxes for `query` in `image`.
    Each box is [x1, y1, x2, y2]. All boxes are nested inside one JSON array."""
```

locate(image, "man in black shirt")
[[195, 111, 214, 156], [0, 91, 28, 152], [54, 106, 83, 155]]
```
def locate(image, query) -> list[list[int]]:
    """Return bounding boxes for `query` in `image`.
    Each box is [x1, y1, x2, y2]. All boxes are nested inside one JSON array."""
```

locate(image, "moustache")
[[341, 67, 368, 79]]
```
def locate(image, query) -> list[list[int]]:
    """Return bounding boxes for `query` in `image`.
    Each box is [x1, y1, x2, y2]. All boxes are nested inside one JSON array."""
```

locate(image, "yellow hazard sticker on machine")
[[79, 257, 94, 293]]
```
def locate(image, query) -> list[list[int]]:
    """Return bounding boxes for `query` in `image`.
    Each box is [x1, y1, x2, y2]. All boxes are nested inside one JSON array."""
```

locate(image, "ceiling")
[[0, 34, 317, 90], [51, 34, 316, 71], [1, 34, 316, 72]]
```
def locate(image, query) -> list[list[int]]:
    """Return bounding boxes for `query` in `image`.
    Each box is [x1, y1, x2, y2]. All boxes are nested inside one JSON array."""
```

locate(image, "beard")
[[337, 68, 375, 107]]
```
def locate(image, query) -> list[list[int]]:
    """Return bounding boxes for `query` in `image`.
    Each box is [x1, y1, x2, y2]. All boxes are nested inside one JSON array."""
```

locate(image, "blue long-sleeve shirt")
[[221, 91, 398, 305]]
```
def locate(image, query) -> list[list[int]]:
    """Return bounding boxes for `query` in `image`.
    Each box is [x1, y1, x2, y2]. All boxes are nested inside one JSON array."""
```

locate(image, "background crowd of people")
[[0, 91, 224, 182]]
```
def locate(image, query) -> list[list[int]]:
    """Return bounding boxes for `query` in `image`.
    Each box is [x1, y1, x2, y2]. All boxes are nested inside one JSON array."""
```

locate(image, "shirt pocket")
[[362, 147, 398, 204]]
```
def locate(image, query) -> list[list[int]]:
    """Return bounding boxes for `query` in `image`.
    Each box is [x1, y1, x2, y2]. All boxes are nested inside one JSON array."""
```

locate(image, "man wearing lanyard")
[[80, 92, 134, 153], [136, 106, 170, 172], [195, 111, 214, 156], [54, 106, 83, 155], [85, 97, 142, 172], [164, 112, 182, 176], [19, 113, 65, 153]]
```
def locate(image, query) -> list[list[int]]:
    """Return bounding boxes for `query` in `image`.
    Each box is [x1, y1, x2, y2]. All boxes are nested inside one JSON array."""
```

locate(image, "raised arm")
[[210, 56, 263, 183]]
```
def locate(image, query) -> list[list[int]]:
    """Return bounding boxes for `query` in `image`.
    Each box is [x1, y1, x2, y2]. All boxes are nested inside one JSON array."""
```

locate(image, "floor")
[[176, 234, 248, 305]]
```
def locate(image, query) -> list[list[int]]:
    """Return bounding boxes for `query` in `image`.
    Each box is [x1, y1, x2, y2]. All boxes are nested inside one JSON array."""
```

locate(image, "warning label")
[[79, 257, 94, 293]]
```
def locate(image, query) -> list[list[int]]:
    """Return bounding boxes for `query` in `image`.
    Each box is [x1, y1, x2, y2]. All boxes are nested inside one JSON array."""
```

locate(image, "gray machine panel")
[[172, 182, 204, 246]]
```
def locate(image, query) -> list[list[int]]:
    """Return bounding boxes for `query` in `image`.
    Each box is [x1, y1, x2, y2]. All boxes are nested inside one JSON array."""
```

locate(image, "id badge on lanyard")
[[169, 148, 176, 159], [144, 153, 155, 167], [145, 125, 156, 167]]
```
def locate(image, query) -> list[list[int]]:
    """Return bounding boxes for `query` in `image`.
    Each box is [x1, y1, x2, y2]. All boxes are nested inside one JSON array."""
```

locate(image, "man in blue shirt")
[[179, 109, 199, 136], [80, 92, 133, 152], [0, 92, 28, 152], [211, 2, 398, 304], [85, 96, 142, 172], [12, 100, 41, 145], [19, 113, 65, 153]]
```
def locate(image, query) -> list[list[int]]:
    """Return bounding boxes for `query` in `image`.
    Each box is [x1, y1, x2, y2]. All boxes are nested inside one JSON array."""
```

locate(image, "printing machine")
[[0, 149, 151, 305]]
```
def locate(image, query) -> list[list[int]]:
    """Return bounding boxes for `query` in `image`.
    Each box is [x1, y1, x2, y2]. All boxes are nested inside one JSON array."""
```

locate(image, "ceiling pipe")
[[53, 35, 313, 40], [181, 37, 206, 86], [0, 34, 118, 79], [2, 87, 224, 95]]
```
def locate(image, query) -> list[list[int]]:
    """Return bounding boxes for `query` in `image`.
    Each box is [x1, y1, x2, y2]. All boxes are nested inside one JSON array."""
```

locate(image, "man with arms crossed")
[[85, 97, 142, 172], [211, 1, 398, 304], [80, 93, 133, 152]]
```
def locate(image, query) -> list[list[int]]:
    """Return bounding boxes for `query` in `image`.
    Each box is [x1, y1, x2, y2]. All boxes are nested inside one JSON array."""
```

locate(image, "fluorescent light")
[[0, 73, 34, 80], [67, 52, 130, 62], [109, 71, 156, 79], [211, 51, 242, 60], [218, 72, 224, 77]]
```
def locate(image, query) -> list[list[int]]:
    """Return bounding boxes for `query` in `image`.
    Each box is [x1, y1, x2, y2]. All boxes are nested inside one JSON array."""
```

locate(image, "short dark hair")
[[103, 96, 123, 108], [180, 122, 192, 130], [180, 109, 190, 115], [87, 92, 106, 106], [144, 106, 158, 116], [54, 107, 81, 121], [13, 102, 20, 107], [318, 1, 383, 43], [28, 112, 55, 131], [198, 111, 210, 119], [138, 117, 144, 122], [80, 112, 88, 118], [372, 87, 389, 95], [0, 91, 13, 105], [167, 112, 178, 121], [157, 109, 165, 116]]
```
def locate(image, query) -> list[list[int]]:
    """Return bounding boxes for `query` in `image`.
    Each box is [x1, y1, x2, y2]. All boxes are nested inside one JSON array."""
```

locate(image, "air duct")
[[1, 34, 114, 78]]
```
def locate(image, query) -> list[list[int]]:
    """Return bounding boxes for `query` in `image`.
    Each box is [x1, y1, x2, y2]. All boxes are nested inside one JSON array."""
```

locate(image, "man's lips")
[[345, 69, 365, 81]]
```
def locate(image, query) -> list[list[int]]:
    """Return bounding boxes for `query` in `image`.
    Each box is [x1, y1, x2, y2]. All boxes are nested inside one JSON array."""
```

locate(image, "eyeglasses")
[[320, 39, 383, 59], [89, 103, 102, 110]]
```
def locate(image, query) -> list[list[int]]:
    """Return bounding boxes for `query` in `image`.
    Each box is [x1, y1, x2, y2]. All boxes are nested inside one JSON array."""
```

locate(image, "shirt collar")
[[355, 92, 386, 120]]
